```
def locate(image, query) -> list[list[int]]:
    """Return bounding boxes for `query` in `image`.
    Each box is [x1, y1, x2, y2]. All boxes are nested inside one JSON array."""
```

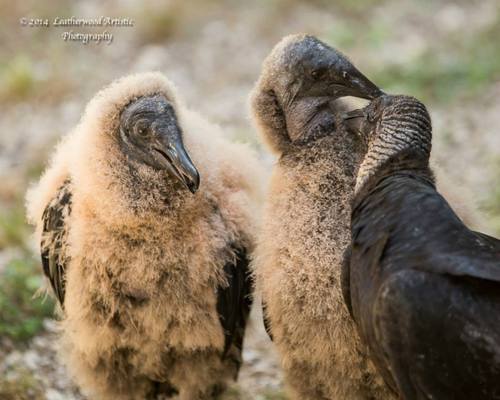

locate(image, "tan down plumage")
[[251, 35, 394, 399], [26, 72, 264, 400]]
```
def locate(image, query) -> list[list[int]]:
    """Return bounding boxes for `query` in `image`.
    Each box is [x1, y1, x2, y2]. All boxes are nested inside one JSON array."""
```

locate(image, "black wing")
[[216, 246, 253, 360], [350, 175, 500, 398], [40, 180, 72, 307], [374, 268, 500, 400]]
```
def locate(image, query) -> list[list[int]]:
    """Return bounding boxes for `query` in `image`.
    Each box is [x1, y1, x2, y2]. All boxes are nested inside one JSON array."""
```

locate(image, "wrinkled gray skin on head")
[[119, 94, 200, 193], [343, 94, 433, 194], [255, 34, 382, 147]]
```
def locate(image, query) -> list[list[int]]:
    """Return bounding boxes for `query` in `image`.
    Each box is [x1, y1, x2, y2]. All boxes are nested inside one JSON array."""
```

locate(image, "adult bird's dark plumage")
[[343, 94, 500, 399], [27, 73, 264, 400]]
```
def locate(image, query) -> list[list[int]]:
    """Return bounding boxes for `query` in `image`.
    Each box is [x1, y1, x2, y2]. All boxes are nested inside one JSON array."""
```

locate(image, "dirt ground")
[[0, 0, 499, 399]]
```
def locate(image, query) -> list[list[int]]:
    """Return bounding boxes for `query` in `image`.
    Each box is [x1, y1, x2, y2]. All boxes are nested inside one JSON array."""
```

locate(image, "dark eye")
[[134, 121, 150, 138], [311, 67, 327, 80]]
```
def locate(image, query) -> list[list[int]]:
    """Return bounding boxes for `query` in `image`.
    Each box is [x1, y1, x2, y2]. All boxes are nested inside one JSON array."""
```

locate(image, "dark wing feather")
[[472, 230, 500, 249], [261, 299, 273, 341], [350, 174, 500, 398], [341, 244, 354, 319], [374, 269, 500, 400], [216, 246, 253, 359], [40, 180, 72, 306]]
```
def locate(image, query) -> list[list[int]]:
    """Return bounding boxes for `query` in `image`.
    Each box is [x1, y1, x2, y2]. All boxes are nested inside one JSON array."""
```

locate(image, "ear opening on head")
[[250, 85, 291, 155]]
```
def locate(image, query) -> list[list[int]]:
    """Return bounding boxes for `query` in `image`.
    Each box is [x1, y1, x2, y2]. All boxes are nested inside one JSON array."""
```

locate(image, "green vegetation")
[[0, 256, 55, 341], [325, 6, 500, 104], [135, 6, 180, 43], [372, 15, 500, 103], [0, 188, 55, 342], [372, 48, 500, 103], [0, 205, 30, 251], [258, 389, 288, 400], [327, 21, 356, 49], [134, 1, 215, 43], [0, 56, 36, 102]]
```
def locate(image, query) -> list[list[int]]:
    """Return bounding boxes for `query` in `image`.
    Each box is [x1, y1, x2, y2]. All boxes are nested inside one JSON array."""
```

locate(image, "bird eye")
[[311, 67, 327, 80], [134, 121, 150, 138]]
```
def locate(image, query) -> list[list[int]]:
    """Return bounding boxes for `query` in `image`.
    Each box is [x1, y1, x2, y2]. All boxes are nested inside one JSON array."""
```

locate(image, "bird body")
[[344, 95, 500, 399], [252, 35, 392, 399], [256, 131, 391, 399], [26, 73, 263, 400]]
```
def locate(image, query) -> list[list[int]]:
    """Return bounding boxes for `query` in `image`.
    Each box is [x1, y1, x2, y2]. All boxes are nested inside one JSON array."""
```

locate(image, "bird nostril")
[[153, 147, 173, 164], [168, 144, 178, 158]]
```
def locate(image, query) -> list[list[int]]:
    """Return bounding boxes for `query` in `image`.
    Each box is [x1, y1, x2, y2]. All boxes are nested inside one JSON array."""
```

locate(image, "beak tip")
[[165, 139, 200, 194], [187, 172, 200, 194], [188, 182, 199, 194]]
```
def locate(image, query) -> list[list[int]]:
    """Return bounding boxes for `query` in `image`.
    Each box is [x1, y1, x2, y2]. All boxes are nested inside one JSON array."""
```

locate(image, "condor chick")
[[343, 94, 500, 399], [26, 73, 263, 400], [251, 34, 394, 399]]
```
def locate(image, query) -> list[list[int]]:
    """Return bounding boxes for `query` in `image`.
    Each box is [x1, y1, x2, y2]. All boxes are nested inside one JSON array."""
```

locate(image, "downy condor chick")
[[343, 95, 500, 400], [26, 73, 264, 400], [251, 34, 394, 399]]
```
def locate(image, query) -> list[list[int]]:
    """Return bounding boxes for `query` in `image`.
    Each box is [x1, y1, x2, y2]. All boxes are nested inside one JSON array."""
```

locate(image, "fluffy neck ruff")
[[355, 97, 433, 195], [105, 149, 192, 215]]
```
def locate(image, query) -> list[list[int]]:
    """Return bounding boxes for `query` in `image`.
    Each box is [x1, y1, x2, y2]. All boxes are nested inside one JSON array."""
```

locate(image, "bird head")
[[342, 94, 433, 192], [342, 94, 432, 149], [342, 94, 392, 143], [119, 94, 200, 194], [272, 34, 382, 102], [251, 34, 383, 153]]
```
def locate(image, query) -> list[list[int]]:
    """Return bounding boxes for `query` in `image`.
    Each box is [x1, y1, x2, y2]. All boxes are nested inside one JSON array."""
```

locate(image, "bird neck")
[[355, 110, 432, 196], [251, 85, 339, 154], [251, 86, 290, 154], [284, 97, 338, 145], [125, 157, 192, 214], [89, 151, 192, 225]]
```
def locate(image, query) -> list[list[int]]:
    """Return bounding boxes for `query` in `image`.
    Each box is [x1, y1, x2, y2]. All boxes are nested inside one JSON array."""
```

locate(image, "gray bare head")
[[269, 34, 382, 105], [119, 94, 200, 194], [251, 34, 382, 153], [343, 94, 432, 192]]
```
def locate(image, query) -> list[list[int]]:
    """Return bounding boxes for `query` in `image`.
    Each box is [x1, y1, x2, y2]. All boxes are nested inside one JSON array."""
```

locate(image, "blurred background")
[[0, 0, 499, 398]]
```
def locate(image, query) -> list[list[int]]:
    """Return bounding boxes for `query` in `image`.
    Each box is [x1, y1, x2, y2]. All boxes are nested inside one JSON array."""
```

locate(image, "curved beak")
[[154, 137, 200, 194], [342, 108, 367, 135], [331, 61, 383, 100], [338, 74, 382, 100]]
